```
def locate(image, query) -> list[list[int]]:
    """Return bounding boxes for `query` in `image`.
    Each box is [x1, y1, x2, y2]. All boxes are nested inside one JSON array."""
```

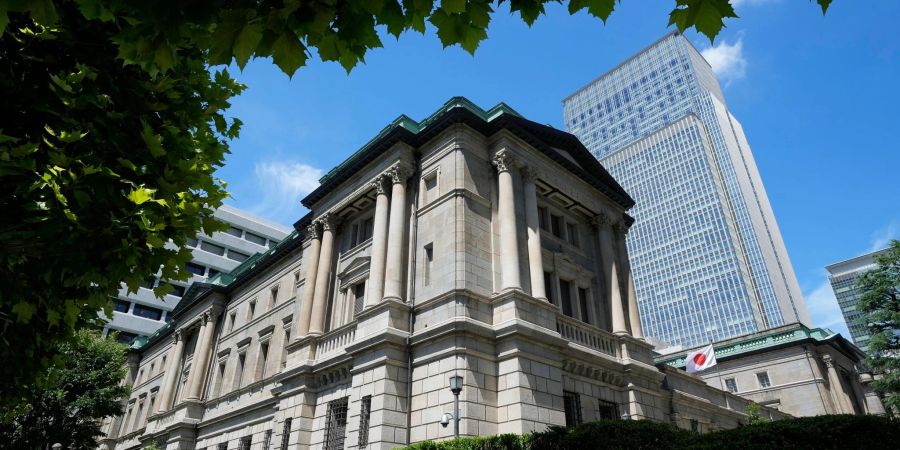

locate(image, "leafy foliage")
[[401, 416, 899, 450], [0, 2, 239, 401], [0, 330, 131, 448], [857, 239, 900, 411], [744, 401, 768, 425]]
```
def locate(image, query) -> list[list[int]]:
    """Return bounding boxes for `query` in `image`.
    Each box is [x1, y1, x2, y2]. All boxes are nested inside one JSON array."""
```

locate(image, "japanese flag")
[[686, 344, 717, 373]]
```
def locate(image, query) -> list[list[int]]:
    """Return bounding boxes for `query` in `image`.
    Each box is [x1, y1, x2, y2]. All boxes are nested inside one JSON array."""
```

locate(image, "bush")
[[694, 414, 900, 450], [401, 415, 900, 450]]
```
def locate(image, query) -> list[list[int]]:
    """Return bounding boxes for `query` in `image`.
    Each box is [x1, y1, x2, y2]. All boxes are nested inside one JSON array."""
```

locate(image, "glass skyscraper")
[[563, 32, 811, 348], [826, 249, 886, 351]]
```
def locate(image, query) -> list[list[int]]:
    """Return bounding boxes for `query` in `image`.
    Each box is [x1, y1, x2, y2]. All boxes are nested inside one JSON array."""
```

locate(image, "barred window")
[[358, 395, 372, 447], [217, 443, 227, 450], [563, 391, 582, 426], [280, 418, 292, 450], [598, 400, 618, 420], [239, 436, 251, 450], [324, 397, 349, 450], [263, 430, 273, 450]]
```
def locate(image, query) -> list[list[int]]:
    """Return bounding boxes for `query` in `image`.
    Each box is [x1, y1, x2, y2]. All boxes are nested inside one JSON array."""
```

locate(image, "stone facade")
[[100, 98, 787, 450], [656, 323, 887, 417]]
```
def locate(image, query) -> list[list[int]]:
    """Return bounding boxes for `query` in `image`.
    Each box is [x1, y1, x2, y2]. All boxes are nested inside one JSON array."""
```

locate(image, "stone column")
[[366, 175, 390, 307], [310, 214, 337, 335], [295, 222, 322, 337], [521, 167, 546, 300], [186, 307, 222, 400], [493, 150, 521, 291], [616, 222, 643, 338], [594, 213, 628, 334], [156, 330, 185, 413], [383, 164, 412, 302], [823, 354, 855, 414]]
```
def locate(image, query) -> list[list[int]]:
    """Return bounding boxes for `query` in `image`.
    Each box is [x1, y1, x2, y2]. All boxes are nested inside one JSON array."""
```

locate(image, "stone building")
[[100, 98, 786, 450], [656, 323, 887, 417]]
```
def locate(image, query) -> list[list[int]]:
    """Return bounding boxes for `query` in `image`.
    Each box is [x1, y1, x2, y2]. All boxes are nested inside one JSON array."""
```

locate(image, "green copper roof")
[[656, 323, 842, 368], [318, 96, 521, 184]]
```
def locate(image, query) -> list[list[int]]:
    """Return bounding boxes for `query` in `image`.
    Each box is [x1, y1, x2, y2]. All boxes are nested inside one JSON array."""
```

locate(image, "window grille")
[[263, 430, 273, 450], [598, 400, 618, 420], [280, 418, 292, 450], [324, 397, 349, 450], [563, 391, 582, 426], [239, 436, 252, 450], [358, 396, 372, 447]]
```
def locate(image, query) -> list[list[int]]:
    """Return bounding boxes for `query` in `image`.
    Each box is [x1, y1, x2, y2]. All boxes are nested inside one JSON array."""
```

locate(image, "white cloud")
[[701, 37, 748, 86], [869, 220, 899, 252], [250, 161, 323, 225], [804, 275, 851, 339]]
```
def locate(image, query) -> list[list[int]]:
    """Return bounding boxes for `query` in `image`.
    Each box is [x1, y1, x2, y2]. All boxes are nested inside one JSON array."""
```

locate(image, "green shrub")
[[401, 415, 899, 450], [694, 414, 900, 450]]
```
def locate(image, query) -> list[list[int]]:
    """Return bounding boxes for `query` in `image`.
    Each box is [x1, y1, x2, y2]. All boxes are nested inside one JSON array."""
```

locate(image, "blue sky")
[[216, 0, 900, 339]]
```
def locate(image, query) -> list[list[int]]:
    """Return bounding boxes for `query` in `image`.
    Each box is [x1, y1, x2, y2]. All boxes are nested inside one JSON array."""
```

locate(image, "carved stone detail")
[[306, 222, 322, 241], [387, 163, 413, 185], [520, 166, 539, 182], [491, 149, 517, 173], [371, 175, 388, 195]]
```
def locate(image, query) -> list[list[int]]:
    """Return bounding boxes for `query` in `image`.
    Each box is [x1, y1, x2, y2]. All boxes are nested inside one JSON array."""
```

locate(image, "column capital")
[[520, 166, 539, 182], [491, 149, 517, 173], [387, 163, 413, 185], [822, 353, 835, 368], [371, 175, 389, 195], [306, 222, 322, 241], [591, 211, 617, 230], [172, 328, 183, 344], [317, 213, 340, 232]]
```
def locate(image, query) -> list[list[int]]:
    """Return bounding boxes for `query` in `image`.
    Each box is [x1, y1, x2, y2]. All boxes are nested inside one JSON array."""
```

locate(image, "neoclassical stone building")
[[100, 98, 786, 450]]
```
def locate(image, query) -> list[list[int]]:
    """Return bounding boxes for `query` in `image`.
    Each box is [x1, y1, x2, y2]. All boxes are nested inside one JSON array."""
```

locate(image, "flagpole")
[[709, 339, 728, 411]]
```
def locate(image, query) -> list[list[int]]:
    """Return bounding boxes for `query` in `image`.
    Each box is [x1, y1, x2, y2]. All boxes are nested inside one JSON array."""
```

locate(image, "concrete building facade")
[[563, 32, 811, 349], [100, 98, 786, 450], [103, 205, 290, 343], [825, 249, 888, 350], [656, 323, 886, 418]]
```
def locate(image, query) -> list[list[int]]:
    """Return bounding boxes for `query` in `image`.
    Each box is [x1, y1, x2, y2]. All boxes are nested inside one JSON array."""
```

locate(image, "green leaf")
[[154, 41, 176, 74], [25, 0, 58, 26], [509, 0, 545, 26], [12, 301, 37, 322], [668, 0, 737, 42], [234, 22, 263, 70], [815, 0, 832, 14], [442, 0, 466, 14], [0, 3, 9, 36], [568, 0, 617, 23], [140, 121, 166, 157], [127, 186, 157, 205], [271, 31, 308, 77]]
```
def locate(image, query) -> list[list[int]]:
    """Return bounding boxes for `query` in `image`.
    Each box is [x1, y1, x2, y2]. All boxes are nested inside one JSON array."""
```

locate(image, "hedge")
[[400, 415, 899, 450]]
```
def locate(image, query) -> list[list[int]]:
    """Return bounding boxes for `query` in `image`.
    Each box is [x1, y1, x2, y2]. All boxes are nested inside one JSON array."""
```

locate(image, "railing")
[[556, 315, 617, 357], [316, 322, 357, 359]]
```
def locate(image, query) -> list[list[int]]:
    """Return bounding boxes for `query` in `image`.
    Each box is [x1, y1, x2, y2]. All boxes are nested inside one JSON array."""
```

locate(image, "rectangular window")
[[271, 286, 280, 306], [423, 243, 434, 286], [578, 288, 591, 325], [353, 282, 366, 314], [565, 222, 578, 245], [186, 237, 199, 247], [133, 304, 164, 321], [281, 329, 291, 368], [598, 400, 618, 420], [140, 276, 157, 290], [218, 444, 227, 450], [185, 262, 206, 276], [538, 207, 549, 231], [200, 240, 226, 256], [239, 436, 251, 450], [248, 300, 256, 321], [551, 215, 563, 238], [544, 272, 555, 304], [263, 430, 273, 450], [563, 391, 582, 426], [559, 280, 573, 318], [280, 418, 293, 450], [228, 249, 250, 262], [724, 378, 738, 393], [208, 269, 220, 278], [245, 231, 267, 246], [115, 331, 138, 344], [756, 372, 771, 388], [358, 395, 372, 447], [213, 361, 226, 397], [324, 397, 349, 450], [168, 284, 186, 297], [257, 341, 270, 380], [114, 300, 131, 313], [361, 218, 373, 242], [228, 311, 237, 332], [424, 172, 438, 203], [235, 353, 246, 390], [226, 226, 243, 237], [349, 223, 359, 248]]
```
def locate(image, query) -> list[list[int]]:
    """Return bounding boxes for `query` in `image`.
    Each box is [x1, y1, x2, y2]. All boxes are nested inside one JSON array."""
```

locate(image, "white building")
[[103, 205, 290, 342], [100, 98, 787, 450]]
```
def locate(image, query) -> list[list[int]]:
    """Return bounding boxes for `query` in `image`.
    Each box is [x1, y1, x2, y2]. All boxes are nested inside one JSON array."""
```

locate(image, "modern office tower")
[[563, 32, 811, 348], [826, 249, 887, 350], [102, 205, 290, 343]]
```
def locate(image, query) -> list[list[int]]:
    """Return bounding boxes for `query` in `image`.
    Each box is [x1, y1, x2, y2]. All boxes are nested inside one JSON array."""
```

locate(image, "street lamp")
[[446, 375, 463, 438]]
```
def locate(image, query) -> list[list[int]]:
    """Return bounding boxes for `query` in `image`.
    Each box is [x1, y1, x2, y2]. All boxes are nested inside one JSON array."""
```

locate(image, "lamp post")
[[449, 375, 463, 438]]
